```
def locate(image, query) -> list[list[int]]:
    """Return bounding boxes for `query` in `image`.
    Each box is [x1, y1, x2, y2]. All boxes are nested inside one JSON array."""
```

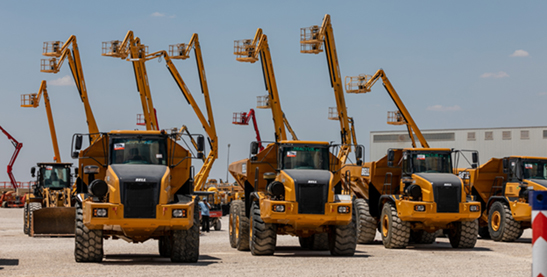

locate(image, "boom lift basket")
[[300, 25, 323, 54], [169, 43, 189, 59], [387, 111, 405, 125], [328, 107, 338, 120], [345, 75, 372, 93], [40, 58, 58, 73], [42, 41, 62, 57], [232, 112, 249, 125], [102, 40, 123, 57], [136, 114, 145, 126], [256, 95, 270, 109], [21, 94, 38, 108], [234, 39, 258, 62]]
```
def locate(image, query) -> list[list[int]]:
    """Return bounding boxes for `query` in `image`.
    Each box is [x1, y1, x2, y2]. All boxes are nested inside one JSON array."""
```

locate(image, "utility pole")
[[225, 144, 231, 182]]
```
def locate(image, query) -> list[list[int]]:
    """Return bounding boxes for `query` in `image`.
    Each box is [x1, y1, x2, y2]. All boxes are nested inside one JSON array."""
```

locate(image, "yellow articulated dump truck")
[[228, 28, 357, 256], [71, 130, 205, 263], [459, 156, 547, 241]]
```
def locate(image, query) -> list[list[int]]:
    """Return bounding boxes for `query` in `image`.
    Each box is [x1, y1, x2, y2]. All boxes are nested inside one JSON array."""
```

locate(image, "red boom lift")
[[232, 109, 264, 151], [1, 126, 24, 208]]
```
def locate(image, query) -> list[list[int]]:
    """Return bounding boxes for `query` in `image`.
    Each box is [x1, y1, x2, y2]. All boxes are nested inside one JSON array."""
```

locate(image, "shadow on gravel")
[[271, 247, 370, 258], [405, 241, 492, 252], [0, 259, 19, 266], [101, 254, 220, 266]]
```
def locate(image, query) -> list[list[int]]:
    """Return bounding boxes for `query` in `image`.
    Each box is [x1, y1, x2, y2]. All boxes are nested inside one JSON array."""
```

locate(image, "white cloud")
[[426, 105, 461, 112], [510, 49, 529, 57], [49, 75, 73, 86], [480, 71, 509, 79], [151, 12, 165, 17]]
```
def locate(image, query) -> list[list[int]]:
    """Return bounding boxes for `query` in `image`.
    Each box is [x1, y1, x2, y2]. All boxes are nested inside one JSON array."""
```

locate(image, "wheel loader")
[[458, 156, 547, 241], [24, 162, 76, 236]]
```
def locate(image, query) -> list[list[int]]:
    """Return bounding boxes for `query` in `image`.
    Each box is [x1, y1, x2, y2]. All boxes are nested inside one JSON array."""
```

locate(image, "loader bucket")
[[31, 207, 76, 237]]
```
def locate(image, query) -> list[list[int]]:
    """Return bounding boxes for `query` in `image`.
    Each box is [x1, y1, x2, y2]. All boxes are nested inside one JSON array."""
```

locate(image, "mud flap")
[[31, 207, 76, 237]]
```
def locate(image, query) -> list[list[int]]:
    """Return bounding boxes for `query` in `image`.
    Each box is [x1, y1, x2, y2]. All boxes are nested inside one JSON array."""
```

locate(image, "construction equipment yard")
[[0, 208, 531, 276]]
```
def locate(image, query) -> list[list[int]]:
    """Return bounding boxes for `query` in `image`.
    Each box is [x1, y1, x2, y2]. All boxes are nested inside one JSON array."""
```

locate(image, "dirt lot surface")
[[0, 208, 532, 277]]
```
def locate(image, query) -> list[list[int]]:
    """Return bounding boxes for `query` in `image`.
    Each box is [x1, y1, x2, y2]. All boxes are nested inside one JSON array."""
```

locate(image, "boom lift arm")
[[40, 36, 100, 144], [345, 69, 429, 148], [233, 28, 288, 142], [102, 31, 159, 131], [232, 109, 264, 151], [0, 126, 22, 189], [301, 14, 354, 163], [21, 80, 62, 163]]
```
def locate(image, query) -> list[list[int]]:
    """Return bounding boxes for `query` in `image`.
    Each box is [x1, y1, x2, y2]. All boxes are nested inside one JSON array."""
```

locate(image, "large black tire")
[[328, 203, 357, 256], [488, 201, 521, 242], [409, 230, 436, 244], [234, 200, 250, 251], [354, 199, 377, 244], [171, 201, 200, 263], [380, 202, 410, 249], [158, 235, 172, 258], [478, 226, 491, 239], [23, 203, 29, 235], [28, 203, 42, 236], [299, 233, 329, 250], [74, 203, 103, 262], [448, 220, 478, 248], [229, 203, 237, 248], [249, 201, 276, 255]]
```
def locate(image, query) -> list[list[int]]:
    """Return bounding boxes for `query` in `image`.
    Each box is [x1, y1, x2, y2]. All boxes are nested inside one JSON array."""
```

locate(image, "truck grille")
[[297, 183, 327, 214], [434, 186, 460, 213], [121, 181, 159, 218]]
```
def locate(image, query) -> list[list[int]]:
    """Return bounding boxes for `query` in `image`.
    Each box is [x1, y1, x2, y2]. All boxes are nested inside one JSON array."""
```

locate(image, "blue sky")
[[1, 1, 546, 184]]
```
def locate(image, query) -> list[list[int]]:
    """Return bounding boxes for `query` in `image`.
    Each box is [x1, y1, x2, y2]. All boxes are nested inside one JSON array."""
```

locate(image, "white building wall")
[[369, 126, 547, 163]]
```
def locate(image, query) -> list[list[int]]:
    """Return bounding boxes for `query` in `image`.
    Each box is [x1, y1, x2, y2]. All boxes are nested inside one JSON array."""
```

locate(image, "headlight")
[[272, 205, 285, 212], [337, 206, 350, 213], [469, 205, 480, 212], [414, 205, 426, 212], [93, 208, 108, 217], [172, 209, 187, 218]]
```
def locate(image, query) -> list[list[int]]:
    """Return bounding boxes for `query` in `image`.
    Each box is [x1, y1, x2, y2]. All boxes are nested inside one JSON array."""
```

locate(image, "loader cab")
[[109, 135, 168, 165], [279, 143, 330, 171], [34, 163, 73, 190], [505, 158, 547, 182]]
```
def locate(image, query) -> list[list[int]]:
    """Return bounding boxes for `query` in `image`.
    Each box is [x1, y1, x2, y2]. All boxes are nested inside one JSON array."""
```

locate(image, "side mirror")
[[355, 146, 363, 160], [71, 151, 80, 159], [472, 152, 478, 164], [74, 167, 79, 177], [387, 149, 394, 167], [74, 135, 83, 150], [30, 167, 36, 177], [250, 141, 259, 155], [502, 158, 510, 174], [196, 136, 205, 152]]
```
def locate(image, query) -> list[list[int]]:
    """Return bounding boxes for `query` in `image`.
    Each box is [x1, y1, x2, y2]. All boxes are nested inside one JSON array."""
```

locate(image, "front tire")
[[328, 203, 357, 256], [23, 203, 29, 235], [74, 203, 103, 262], [229, 203, 237, 248], [234, 200, 249, 251], [249, 201, 276, 255], [354, 199, 377, 244], [28, 202, 42, 236], [488, 201, 521, 242], [448, 220, 478, 248], [171, 201, 200, 263], [158, 235, 172, 257], [380, 202, 410, 249]]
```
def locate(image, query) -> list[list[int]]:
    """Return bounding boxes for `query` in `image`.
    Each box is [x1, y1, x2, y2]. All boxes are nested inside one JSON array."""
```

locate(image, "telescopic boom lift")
[[40, 36, 100, 144]]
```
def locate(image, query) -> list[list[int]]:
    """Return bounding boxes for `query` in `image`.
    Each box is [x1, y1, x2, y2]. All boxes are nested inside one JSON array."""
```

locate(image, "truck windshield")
[[281, 145, 329, 170], [407, 151, 452, 174], [110, 137, 167, 165], [522, 160, 547, 180], [40, 166, 71, 189]]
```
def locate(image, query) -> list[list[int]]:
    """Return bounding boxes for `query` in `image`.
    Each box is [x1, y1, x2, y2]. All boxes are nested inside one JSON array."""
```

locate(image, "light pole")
[[225, 144, 231, 183]]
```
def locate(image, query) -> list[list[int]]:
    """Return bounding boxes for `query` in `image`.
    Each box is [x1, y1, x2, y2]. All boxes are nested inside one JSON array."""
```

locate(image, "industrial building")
[[369, 126, 547, 163]]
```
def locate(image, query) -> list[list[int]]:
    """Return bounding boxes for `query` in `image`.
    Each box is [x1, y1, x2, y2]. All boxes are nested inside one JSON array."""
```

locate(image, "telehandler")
[[459, 156, 547, 241], [228, 28, 359, 256]]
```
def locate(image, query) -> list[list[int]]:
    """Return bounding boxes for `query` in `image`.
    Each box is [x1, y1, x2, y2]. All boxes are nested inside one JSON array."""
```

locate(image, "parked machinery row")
[[17, 14, 543, 264]]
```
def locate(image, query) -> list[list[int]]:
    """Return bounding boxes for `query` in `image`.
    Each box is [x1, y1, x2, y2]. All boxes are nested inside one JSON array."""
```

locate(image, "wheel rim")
[[235, 215, 240, 240], [382, 214, 389, 237], [249, 213, 253, 239], [229, 213, 233, 237], [491, 211, 501, 232]]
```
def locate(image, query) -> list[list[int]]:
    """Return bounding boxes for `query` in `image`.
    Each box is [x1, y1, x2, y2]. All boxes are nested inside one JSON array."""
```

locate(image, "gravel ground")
[[0, 208, 532, 277]]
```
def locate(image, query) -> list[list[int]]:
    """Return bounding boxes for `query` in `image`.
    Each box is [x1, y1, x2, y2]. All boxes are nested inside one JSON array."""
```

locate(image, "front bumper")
[[259, 198, 352, 229], [395, 199, 481, 225]]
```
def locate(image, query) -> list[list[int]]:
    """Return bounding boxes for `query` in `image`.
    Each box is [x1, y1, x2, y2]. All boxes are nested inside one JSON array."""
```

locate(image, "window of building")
[[521, 130, 529, 140], [543, 130, 547, 139], [502, 131, 511, 140], [485, 131, 493, 141], [467, 132, 476, 141]]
